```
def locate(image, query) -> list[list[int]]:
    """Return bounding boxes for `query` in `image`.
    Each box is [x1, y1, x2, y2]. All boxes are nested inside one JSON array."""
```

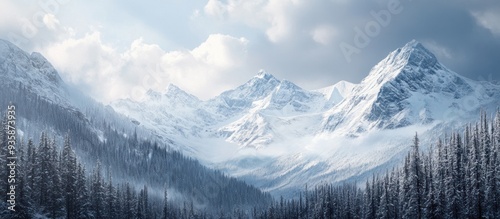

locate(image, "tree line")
[[255, 111, 500, 219], [0, 131, 174, 218], [0, 83, 273, 218], [1, 81, 499, 218]]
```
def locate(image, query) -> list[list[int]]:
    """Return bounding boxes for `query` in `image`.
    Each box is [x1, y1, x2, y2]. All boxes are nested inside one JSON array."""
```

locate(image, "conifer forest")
[[1, 109, 500, 218]]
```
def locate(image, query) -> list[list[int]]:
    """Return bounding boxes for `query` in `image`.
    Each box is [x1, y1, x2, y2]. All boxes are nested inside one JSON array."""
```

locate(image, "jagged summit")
[[399, 40, 437, 67], [255, 69, 275, 81], [382, 40, 438, 70], [164, 83, 183, 95], [277, 79, 301, 90], [322, 40, 479, 133], [362, 40, 444, 89], [107, 38, 500, 196], [316, 80, 356, 106], [402, 39, 427, 50], [0, 38, 69, 106], [164, 83, 200, 103], [0, 39, 63, 84], [145, 89, 162, 100], [218, 70, 280, 104]]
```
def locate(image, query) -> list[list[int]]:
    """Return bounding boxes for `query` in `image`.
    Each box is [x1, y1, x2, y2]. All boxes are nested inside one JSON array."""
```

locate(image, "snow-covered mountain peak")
[[277, 79, 300, 90], [215, 71, 281, 113], [400, 40, 437, 67], [321, 40, 485, 134], [135, 84, 201, 108], [164, 83, 182, 94], [261, 79, 324, 113], [106, 39, 499, 196], [164, 84, 200, 104], [164, 83, 194, 98], [396, 40, 435, 60], [255, 69, 275, 80], [362, 40, 445, 92], [0, 39, 63, 84], [145, 89, 162, 99], [316, 80, 356, 107], [0, 39, 70, 106], [332, 80, 355, 91]]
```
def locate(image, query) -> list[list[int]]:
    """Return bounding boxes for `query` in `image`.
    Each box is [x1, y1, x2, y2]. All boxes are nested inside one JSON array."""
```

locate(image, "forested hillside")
[[255, 111, 500, 219], [0, 129, 272, 218], [0, 85, 272, 218]]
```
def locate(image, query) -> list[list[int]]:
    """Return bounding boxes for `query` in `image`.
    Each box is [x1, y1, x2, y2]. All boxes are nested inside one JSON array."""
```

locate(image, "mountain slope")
[[315, 80, 356, 109], [0, 39, 69, 106], [321, 40, 499, 136], [110, 40, 500, 197], [0, 39, 272, 209]]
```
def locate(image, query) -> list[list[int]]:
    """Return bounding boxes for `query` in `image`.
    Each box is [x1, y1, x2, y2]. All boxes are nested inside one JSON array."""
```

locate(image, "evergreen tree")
[[91, 160, 105, 218], [424, 145, 438, 219], [401, 134, 423, 219], [76, 163, 91, 219], [105, 167, 118, 219], [47, 137, 63, 218], [13, 139, 32, 218], [376, 174, 391, 219], [34, 132, 51, 213], [61, 134, 78, 219], [124, 182, 136, 219]]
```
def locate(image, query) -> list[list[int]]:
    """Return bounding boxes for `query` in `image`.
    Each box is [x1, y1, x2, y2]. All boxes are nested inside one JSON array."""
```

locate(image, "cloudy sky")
[[1, 0, 499, 103]]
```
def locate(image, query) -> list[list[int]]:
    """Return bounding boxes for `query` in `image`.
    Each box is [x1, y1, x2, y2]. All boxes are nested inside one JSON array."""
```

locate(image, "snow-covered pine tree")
[[445, 133, 463, 218], [21, 140, 33, 216], [105, 166, 118, 219], [75, 163, 91, 218], [423, 144, 434, 219], [61, 134, 78, 218], [34, 133, 50, 213], [124, 182, 137, 219], [402, 133, 424, 219], [47, 137, 63, 218], [376, 174, 390, 219], [90, 160, 105, 218]]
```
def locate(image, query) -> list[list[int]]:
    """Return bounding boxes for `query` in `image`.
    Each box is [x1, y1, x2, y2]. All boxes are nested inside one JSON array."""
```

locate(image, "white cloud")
[[3, 0, 499, 105], [204, 0, 227, 18], [472, 9, 500, 36], [311, 25, 337, 45], [192, 34, 248, 68], [160, 34, 249, 100], [263, 0, 303, 43], [43, 32, 249, 103], [203, 0, 303, 42], [43, 32, 125, 101], [43, 13, 60, 30]]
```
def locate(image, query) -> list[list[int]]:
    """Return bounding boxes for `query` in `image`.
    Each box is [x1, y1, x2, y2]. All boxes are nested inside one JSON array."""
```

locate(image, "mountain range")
[[0, 38, 272, 209], [111, 40, 500, 196], [1, 38, 498, 199]]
